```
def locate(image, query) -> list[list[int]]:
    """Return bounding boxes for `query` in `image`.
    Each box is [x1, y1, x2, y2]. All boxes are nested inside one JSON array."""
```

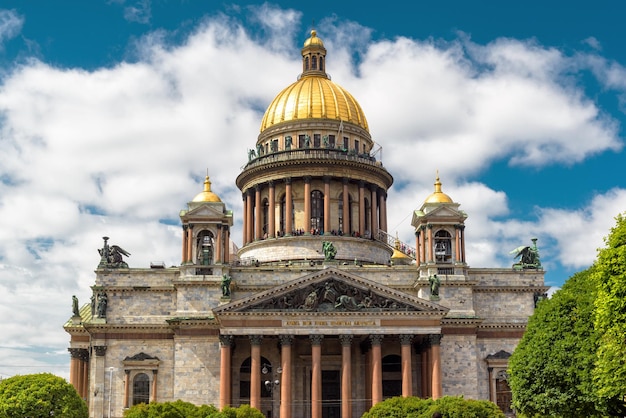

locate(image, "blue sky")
[[0, 1, 625, 379]]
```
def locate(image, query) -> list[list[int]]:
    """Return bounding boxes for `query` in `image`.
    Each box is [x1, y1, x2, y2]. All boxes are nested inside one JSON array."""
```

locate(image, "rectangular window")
[[329, 135, 336, 148], [298, 134, 306, 148], [354, 140, 360, 153], [314, 134, 321, 148], [343, 137, 349, 150]]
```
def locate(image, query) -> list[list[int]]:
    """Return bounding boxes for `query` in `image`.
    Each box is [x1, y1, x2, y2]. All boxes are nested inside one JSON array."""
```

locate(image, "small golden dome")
[[304, 29, 324, 47], [192, 176, 222, 203], [424, 174, 453, 204]]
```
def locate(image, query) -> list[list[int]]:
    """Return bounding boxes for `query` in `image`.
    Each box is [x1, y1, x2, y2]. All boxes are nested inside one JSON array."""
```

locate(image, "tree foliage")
[[360, 396, 504, 418], [123, 401, 264, 418], [0, 373, 88, 418], [593, 212, 626, 413], [508, 268, 604, 417]]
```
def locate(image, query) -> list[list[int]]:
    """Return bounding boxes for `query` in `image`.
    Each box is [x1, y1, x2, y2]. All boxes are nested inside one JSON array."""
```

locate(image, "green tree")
[[0, 373, 88, 418], [360, 396, 504, 418], [508, 268, 606, 417], [593, 212, 626, 415], [123, 401, 263, 418]]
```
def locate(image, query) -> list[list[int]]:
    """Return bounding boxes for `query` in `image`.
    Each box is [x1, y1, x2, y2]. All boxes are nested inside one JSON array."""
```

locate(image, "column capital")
[[219, 335, 234, 347], [310, 334, 324, 346], [428, 334, 443, 346], [339, 335, 353, 347], [323, 176, 331, 183], [268, 180, 275, 187], [304, 176, 312, 184], [249, 335, 263, 346], [369, 334, 384, 346], [342, 177, 350, 185], [93, 345, 107, 357], [68, 347, 89, 361], [279, 335, 294, 346], [182, 224, 188, 231], [399, 334, 414, 346], [284, 177, 292, 185]]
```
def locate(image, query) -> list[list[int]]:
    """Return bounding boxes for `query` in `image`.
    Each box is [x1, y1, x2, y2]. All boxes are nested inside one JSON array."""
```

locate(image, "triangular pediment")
[[183, 204, 227, 219], [214, 267, 447, 314]]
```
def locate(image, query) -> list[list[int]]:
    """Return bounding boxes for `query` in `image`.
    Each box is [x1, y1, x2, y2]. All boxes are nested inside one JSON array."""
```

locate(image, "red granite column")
[[358, 181, 365, 236], [246, 190, 253, 244], [151, 370, 158, 403], [400, 335, 413, 397], [250, 336, 262, 410], [255, 185, 262, 240], [186, 224, 194, 263], [268, 181, 276, 238], [310, 335, 323, 418], [429, 335, 442, 399], [242, 194, 247, 245], [279, 335, 293, 418], [379, 191, 387, 233], [219, 335, 233, 409], [323, 177, 330, 234], [342, 179, 350, 234], [216, 225, 222, 264], [427, 225, 433, 262], [182, 225, 188, 263], [370, 335, 383, 406], [304, 177, 311, 234], [340, 335, 353, 418], [124, 370, 130, 408], [421, 342, 430, 398], [370, 185, 378, 238], [285, 179, 293, 235]]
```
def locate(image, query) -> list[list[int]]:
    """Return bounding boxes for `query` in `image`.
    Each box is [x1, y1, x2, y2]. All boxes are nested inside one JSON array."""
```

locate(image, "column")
[[304, 177, 312, 234], [370, 335, 383, 406], [415, 230, 421, 265], [242, 194, 247, 245], [250, 336, 262, 410], [68, 348, 80, 392], [379, 191, 387, 233], [255, 185, 262, 240], [460, 225, 466, 262], [429, 335, 443, 399], [323, 177, 330, 234], [81, 354, 89, 399], [219, 335, 234, 409], [216, 225, 223, 264], [151, 370, 158, 402], [124, 370, 130, 408], [340, 335, 353, 418], [285, 179, 293, 235], [186, 224, 194, 264], [342, 179, 350, 234], [224, 227, 230, 264], [268, 181, 276, 238], [310, 335, 323, 418], [246, 190, 254, 244], [370, 185, 378, 239], [427, 225, 433, 262], [400, 335, 413, 397], [358, 181, 365, 236], [181, 225, 188, 263], [279, 335, 293, 418]]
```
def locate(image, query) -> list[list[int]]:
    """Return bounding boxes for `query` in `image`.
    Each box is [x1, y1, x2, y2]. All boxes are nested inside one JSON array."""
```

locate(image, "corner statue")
[[510, 238, 542, 270], [221, 274, 232, 297], [98, 236, 130, 268], [72, 295, 80, 317]]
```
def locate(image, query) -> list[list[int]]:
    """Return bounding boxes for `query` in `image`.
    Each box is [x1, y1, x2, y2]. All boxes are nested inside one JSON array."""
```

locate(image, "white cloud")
[[0, 9, 23, 46], [0, 10, 624, 377]]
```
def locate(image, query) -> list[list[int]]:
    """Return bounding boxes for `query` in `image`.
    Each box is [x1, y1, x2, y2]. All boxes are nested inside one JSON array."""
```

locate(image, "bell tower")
[[179, 175, 233, 275], [412, 174, 468, 278]]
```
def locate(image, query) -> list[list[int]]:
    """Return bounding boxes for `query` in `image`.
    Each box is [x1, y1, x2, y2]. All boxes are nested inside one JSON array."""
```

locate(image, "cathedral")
[[65, 30, 546, 418]]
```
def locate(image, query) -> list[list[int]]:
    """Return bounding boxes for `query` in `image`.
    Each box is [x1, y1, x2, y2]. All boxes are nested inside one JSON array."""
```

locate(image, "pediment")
[[183, 204, 227, 219], [412, 205, 466, 226], [214, 267, 447, 314]]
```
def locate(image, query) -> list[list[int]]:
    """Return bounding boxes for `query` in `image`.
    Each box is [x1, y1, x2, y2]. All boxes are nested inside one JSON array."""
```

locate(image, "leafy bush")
[[361, 396, 504, 418], [123, 401, 263, 418], [0, 373, 88, 418]]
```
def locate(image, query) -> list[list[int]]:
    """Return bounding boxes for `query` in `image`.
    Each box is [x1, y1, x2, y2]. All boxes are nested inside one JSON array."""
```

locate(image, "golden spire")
[[424, 171, 453, 204]]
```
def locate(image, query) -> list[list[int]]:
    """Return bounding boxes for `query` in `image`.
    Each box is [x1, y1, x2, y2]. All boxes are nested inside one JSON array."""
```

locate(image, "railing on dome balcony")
[[376, 230, 416, 259], [241, 148, 384, 171]]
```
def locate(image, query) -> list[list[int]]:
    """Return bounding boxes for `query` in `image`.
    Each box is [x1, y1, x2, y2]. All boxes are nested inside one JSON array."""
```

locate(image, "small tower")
[[179, 175, 233, 275], [412, 174, 468, 278]]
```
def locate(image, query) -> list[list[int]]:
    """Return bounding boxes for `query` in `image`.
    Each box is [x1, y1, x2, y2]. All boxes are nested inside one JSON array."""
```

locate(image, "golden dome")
[[192, 176, 222, 203], [259, 30, 369, 133], [424, 174, 453, 204], [304, 29, 324, 47]]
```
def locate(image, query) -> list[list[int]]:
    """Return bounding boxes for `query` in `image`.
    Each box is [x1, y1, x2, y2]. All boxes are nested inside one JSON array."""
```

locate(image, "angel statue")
[[98, 236, 131, 268], [510, 238, 542, 270]]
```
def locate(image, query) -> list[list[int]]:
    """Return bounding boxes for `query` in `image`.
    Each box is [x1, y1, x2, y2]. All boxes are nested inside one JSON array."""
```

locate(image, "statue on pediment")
[[221, 274, 232, 297], [322, 241, 337, 260], [511, 238, 542, 270]]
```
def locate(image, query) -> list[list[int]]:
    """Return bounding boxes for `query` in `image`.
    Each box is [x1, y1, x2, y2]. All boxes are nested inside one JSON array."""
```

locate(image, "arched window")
[[304, 56, 309, 71], [311, 190, 324, 233], [132, 373, 150, 405], [196, 231, 214, 265], [434, 230, 452, 262], [319, 57, 324, 72], [382, 355, 402, 398], [312, 55, 317, 70]]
